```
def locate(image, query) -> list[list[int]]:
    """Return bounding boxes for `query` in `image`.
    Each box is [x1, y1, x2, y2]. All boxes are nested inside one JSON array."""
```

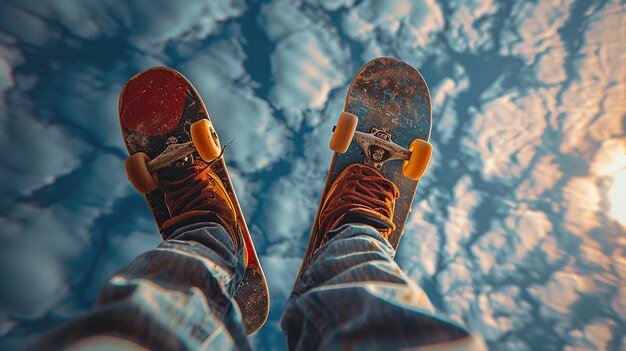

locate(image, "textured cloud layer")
[[1, 0, 625, 350]]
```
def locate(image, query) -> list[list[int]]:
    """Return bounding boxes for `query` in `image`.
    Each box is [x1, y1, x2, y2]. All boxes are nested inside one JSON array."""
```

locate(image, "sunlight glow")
[[609, 167, 626, 227], [594, 140, 626, 227]]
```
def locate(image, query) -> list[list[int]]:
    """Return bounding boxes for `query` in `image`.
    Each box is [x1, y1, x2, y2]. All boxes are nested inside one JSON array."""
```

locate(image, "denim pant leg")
[[281, 224, 485, 351], [29, 222, 250, 351]]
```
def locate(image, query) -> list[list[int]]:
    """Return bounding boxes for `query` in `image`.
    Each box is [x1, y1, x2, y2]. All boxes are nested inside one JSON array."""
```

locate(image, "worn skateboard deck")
[[296, 57, 432, 282], [119, 67, 269, 334]]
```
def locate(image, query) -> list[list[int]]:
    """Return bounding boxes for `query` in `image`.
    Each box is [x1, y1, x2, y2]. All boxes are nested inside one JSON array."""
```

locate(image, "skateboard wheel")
[[125, 152, 158, 193], [191, 119, 221, 162], [402, 139, 432, 180], [329, 112, 358, 153]]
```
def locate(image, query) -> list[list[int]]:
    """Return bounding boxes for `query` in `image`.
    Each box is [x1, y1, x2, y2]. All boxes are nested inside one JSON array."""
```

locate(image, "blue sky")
[[0, 0, 625, 350]]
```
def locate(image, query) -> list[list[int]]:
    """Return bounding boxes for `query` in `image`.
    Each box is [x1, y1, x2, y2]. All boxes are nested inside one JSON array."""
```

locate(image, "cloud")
[[268, 25, 349, 112], [82, 230, 161, 301], [305, 0, 356, 11], [562, 177, 601, 236], [260, 0, 315, 41], [565, 319, 615, 350], [444, 0, 499, 52], [443, 176, 480, 261], [499, 0, 573, 65], [1, 0, 625, 348], [0, 69, 85, 204], [397, 199, 440, 277], [341, 0, 444, 64], [0, 244, 67, 319], [472, 286, 531, 341], [228, 169, 260, 220], [559, 1, 625, 156], [462, 88, 549, 183], [528, 269, 593, 321], [343, 0, 443, 48], [612, 287, 626, 321], [471, 206, 556, 279], [178, 40, 292, 173], [0, 0, 246, 52], [261, 157, 326, 246], [438, 255, 475, 323], [259, 255, 301, 300], [515, 154, 562, 202], [0, 151, 131, 327], [431, 65, 470, 145], [0, 117, 84, 205]]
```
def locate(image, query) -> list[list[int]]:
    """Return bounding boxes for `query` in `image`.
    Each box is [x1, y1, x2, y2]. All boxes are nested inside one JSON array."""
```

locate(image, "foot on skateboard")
[[119, 67, 269, 334], [295, 57, 433, 290]]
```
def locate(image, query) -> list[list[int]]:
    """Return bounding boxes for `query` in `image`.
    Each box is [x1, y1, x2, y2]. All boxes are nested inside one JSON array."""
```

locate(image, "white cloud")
[[535, 44, 567, 85], [261, 0, 314, 41], [565, 319, 615, 350], [46, 67, 126, 149], [228, 170, 259, 220], [559, 2, 625, 156], [432, 65, 469, 144], [443, 176, 480, 261], [562, 177, 601, 236], [0, 54, 15, 96], [1, 0, 625, 348], [343, 0, 443, 49], [0, 82, 85, 203], [462, 88, 550, 183], [0, 0, 246, 53], [471, 224, 507, 275], [612, 287, 626, 320], [259, 255, 301, 300], [262, 158, 325, 245], [0, 3, 62, 48], [269, 24, 349, 112], [438, 255, 475, 323], [0, 152, 131, 325], [528, 270, 592, 320], [0, 245, 67, 319], [398, 199, 440, 277], [179, 40, 291, 173], [472, 206, 555, 276], [473, 286, 531, 341], [504, 206, 553, 262], [445, 0, 498, 52], [306, 0, 356, 11], [499, 0, 573, 65], [83, 230, 161, 300], [515, 154, 562, 202]]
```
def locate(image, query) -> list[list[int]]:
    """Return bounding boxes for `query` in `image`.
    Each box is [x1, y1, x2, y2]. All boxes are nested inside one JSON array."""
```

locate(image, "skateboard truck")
[[145, 141, 196, 173], [354, 128, 411, 170], [125, 119, 222, 194], [330, 112, 432, 180]]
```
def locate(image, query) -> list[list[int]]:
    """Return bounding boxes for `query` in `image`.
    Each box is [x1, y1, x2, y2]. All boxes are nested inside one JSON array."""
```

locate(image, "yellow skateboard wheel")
[[402, 139, 432, 180], [191, 119, 221, 162], [125, 152, 158, 193], [329, 112, 358, 154]]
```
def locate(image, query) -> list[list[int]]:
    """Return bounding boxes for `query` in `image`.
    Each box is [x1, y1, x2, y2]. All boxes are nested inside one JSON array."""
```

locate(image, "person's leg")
[[29, 161, 253, 350], [30, 222, 249, 351], [282, 164, 485, 350]]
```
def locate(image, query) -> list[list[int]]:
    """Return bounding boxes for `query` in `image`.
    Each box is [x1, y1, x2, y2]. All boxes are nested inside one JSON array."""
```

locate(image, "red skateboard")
[[118, 67, 269, 334]]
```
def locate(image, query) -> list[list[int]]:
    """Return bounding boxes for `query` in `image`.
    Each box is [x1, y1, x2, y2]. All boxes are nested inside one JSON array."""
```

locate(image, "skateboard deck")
[[118, 67, 269, 334], [296, 57, 432, 284]]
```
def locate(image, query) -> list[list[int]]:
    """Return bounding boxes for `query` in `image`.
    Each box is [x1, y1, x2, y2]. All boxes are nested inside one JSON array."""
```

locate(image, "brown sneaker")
[[158, 160, 240, 250], [317, 163, 400, 243]]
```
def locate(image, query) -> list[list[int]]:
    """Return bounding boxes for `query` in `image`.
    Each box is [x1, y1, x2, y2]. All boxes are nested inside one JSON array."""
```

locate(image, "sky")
[[0, 0, 625, 350]]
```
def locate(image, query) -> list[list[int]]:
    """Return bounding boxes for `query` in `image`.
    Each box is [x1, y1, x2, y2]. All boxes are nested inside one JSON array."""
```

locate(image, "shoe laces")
[[318, 164, 400, 237], [159, 161, 233, 219]]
